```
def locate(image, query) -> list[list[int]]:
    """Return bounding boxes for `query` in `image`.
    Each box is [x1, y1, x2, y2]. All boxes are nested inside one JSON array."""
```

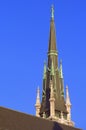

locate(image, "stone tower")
[[35, 5, 74, 126]]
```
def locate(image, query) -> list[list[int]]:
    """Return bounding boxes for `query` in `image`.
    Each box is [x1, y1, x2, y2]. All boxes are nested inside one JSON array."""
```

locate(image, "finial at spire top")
[[51, 5, 54, 20]]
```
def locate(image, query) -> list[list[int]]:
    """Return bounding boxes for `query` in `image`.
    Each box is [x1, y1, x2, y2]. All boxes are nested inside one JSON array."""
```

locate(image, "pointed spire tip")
[[51, 4, 54, 20], [66, 85, 71, 106], [36, 86, 40, 100], [60, 59, 62, 64], [66, 85, 68, 89]]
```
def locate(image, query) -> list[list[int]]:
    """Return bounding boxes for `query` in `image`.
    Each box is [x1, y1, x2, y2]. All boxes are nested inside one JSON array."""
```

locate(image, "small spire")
[[36, 87, 40, 103], [35, 87, 41, 117], [59, 60, 63, 79], [43, 61, 47, 79], [51, 5, 54, 20], [66, 86, 71, 106], [50, 60, 55, 76], [66, 85, 72, 122]]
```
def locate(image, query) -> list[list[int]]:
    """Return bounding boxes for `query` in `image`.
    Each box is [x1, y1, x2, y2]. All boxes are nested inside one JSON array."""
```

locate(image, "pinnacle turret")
[[35, 87, 41, 117], [59, 60, 64, 96], [59, 60, 63, 79], [66, 86, 71, 106], [66, 86, 72, 123], [43, 62, 47, 79]]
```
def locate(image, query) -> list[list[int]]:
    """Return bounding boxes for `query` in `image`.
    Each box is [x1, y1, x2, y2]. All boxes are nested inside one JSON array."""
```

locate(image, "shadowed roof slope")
[[48, 18, 57, 52], [0, 107, 81, 130]]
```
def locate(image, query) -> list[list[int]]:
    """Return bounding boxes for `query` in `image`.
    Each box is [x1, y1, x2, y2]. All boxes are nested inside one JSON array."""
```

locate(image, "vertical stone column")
[[66, 86, 71, 121], [61, 111, 64, 123], [49, 80, 55, 118], [35, 87, 41, 117]]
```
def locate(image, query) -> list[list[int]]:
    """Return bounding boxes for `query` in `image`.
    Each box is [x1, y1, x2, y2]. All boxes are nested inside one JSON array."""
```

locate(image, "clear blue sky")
[[0, 0, 86, 129]]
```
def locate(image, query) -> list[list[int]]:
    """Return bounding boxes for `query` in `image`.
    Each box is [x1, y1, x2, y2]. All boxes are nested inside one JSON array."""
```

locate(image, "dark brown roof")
[[0, 107, 81, 130], [48, 19, 57, 52]]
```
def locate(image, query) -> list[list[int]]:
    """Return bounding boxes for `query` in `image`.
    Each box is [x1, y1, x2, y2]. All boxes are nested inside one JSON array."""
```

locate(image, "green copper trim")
[[48, 67, 58, 72], [51, 5, 54, 20], [48, 50, 58, 56], [54, 72, 56, 93], [48, 52, 57, 56], [61, 91, 64, 96], [50, 61, 55, 76], [48, 67, 51, 71], [43, 62, 47, 79], [42, 89, 46, 98], [59, 60, 63, 79]]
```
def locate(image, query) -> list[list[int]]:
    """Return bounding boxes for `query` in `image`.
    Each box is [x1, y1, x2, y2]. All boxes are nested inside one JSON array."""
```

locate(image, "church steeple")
[[40, 5, 66, 118], [39, 5, 74, 126]]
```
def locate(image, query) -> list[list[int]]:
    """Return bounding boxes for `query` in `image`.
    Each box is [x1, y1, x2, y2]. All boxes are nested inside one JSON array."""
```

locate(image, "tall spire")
[[40, 5, 67, 118], [40, 6, 74, 126]]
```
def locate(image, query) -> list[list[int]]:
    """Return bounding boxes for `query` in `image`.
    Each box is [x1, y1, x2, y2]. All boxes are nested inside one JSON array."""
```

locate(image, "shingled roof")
[[0, 107, 81, 130]]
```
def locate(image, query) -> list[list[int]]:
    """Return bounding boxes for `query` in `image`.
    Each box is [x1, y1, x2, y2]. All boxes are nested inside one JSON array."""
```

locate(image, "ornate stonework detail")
[[43, 112, 46, 118]]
